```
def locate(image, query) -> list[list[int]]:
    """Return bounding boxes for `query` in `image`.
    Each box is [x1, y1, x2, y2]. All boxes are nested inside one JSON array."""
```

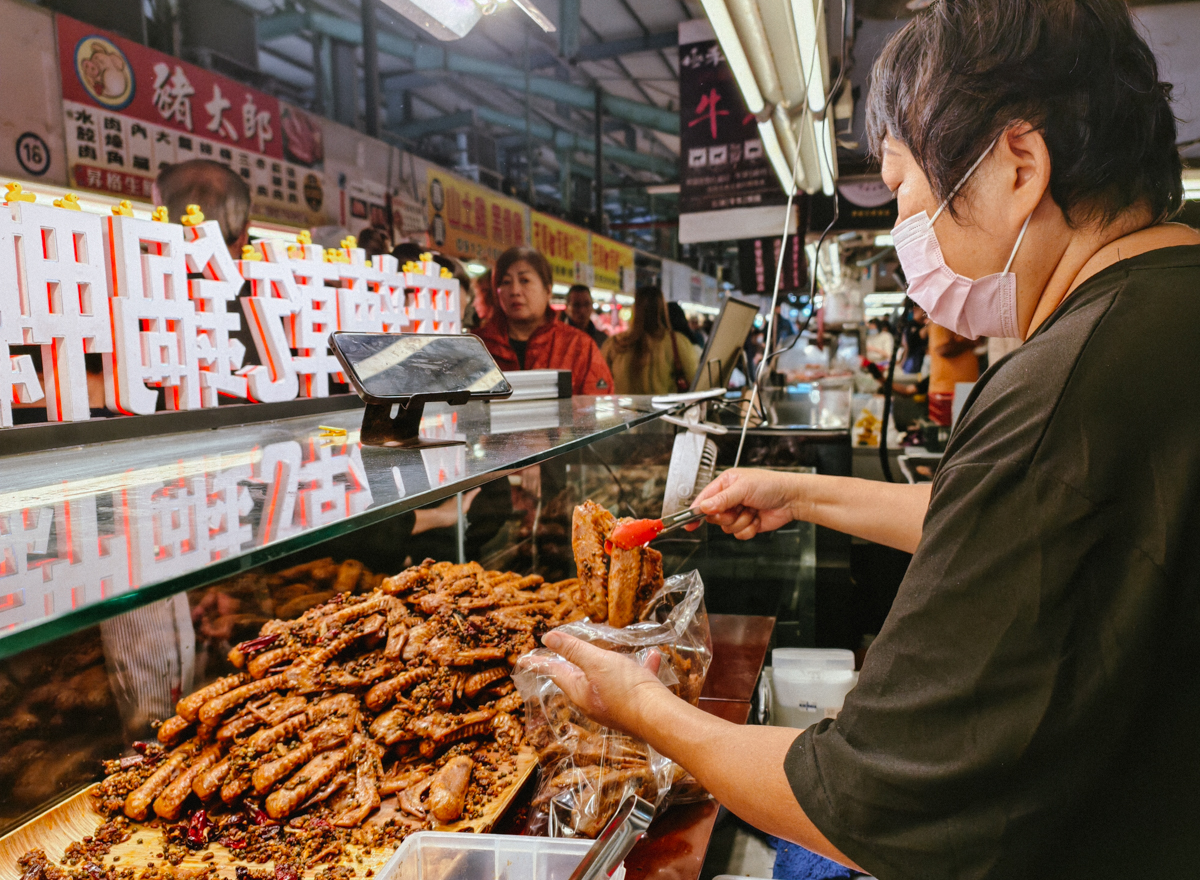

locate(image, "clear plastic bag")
[[512, 570, 713, 837]]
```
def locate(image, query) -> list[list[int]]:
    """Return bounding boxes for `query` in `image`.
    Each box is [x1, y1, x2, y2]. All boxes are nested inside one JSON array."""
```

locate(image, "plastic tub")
[[377, 832, 605, 880], [762, 667, 859, 730], [771, 648, 856, 672]]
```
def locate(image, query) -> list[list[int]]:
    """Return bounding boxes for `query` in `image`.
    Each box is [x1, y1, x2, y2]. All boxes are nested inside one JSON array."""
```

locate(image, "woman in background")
[[470, 271, 497, 330], [603, 286, 700, 395], [474, 246, 613, 396], [356, 227, 392, 260]]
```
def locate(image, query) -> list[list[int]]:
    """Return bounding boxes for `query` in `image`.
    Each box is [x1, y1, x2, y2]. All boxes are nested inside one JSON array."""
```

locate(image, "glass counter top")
[[0, 395, 664, 658]]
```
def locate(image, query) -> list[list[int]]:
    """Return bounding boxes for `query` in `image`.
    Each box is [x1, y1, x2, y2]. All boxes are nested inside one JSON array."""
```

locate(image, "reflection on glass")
[[0, 438, 370, 633]]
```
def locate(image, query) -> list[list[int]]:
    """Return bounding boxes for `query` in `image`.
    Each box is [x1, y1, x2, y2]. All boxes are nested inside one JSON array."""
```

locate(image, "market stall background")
[[0, 2, 723, 327]]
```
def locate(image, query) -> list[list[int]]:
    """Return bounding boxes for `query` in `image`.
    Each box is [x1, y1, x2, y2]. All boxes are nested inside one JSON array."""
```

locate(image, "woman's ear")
[[999, 123, 1051, 222]]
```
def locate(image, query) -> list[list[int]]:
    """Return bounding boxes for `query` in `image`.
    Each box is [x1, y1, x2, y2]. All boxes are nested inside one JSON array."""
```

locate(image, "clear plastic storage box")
[[378, 833, 600, 880]]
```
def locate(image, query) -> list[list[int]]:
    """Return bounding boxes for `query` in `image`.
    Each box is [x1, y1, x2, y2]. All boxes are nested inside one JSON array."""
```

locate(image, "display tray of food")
[[1, 560, 595, 880], [4, 499, 689, 880]]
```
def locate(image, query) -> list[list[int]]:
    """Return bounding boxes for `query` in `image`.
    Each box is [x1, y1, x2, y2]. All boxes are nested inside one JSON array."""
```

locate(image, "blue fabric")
[[769, 837, 856, 880]]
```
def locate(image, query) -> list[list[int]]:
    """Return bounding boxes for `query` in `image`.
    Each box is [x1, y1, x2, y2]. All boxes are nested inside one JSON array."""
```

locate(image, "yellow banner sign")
[[426, 169, 527, 263], [591, 236, 634, 292], [531, 211, 591, 286]]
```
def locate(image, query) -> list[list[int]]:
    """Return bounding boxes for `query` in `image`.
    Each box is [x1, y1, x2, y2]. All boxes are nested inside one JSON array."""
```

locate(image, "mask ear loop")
[[930, 136, 1002, 225], [1004, 211, 1035, 274]]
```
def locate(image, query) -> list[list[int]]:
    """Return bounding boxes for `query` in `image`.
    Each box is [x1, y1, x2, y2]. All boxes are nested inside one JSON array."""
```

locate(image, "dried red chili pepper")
[[233, 633, 279, 658], [249, 806, 275, 826], [186, 809, 213, 848]]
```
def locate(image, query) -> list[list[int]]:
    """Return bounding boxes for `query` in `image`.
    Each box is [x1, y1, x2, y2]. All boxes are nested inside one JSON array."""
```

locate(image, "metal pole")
[[593, 86, 603, 232], [312, 35, 326, 115], [525, 28, 535, 204], [361, 0, 380, 137]]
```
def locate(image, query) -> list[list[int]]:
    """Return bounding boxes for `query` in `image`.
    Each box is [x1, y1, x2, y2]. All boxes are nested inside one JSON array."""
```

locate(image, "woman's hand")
[[528, 632, 671, 738], [689, 468, 802, 540]]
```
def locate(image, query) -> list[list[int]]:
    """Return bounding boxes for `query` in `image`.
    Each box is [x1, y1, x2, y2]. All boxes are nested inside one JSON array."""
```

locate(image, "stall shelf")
[[0, 395, 663, 660]]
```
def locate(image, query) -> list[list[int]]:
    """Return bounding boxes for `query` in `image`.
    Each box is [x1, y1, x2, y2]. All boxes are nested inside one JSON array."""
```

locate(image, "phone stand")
[[330, 331, 513, 448], [360, 398, 467, 449]]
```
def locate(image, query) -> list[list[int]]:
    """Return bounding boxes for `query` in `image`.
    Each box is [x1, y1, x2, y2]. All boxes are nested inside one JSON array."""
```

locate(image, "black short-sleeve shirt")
[[785, 246, 1200, 879]]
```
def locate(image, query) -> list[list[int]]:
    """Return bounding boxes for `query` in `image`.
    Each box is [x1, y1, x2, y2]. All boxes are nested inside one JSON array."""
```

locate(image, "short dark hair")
[[567, 284, 592, 302], [356, 227, 392, 259], [155, 159, 251, 245], [867, 0, 1182, 227], [390, 243, 470, 291], [494, 246, 553, 294]]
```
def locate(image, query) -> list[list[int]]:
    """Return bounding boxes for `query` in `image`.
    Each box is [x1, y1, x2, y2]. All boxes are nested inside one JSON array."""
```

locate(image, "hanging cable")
[[879, 301, 910, 483]]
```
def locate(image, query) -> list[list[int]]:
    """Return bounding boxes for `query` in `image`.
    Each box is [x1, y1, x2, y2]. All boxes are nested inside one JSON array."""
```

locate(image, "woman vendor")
[[533, 1, 1200, 877]]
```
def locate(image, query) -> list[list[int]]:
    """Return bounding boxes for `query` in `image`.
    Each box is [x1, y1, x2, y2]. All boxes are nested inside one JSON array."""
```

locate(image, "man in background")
[[154, 159, 251, 259], [563, 284, 609, 349]]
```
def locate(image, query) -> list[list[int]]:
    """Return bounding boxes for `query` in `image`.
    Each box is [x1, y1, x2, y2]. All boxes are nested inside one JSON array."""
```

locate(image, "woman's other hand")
[[690, 468, 801, 540], [526, 632, 670, 737]]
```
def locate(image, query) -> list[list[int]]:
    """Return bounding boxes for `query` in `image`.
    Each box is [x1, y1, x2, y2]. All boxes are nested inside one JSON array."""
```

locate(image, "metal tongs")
[[566, 792, 656, 880]]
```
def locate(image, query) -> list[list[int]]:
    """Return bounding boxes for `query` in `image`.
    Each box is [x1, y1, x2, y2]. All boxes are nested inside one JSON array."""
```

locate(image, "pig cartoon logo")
[[74, 37, 134, 109]]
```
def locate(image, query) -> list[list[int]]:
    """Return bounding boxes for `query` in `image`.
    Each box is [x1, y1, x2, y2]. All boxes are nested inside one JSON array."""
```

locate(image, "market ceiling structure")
[[235, 0, 700, 208]]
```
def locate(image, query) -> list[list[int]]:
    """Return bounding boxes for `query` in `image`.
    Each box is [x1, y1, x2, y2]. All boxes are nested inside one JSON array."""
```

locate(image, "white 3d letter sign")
[[0, 195, 461, 428]]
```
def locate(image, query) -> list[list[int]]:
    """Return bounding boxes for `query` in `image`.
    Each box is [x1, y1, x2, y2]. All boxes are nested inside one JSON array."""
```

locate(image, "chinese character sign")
[[0, 195, 461, 429], [530, 212, 591, 287], [0, 201, 113, 423], [101, 215, 255, 415], [237, 241, 459, 402], [591, 236, 634, 293], [56, 13, 304, 222], [678, 25, 786, 216], [0, 436, 375, 630], [425, 168, 528, 263]]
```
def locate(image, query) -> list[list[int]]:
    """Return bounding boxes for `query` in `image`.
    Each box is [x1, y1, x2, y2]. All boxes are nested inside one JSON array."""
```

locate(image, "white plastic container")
[[762, 649, 859, 730], [771, 647, 856, 672], [378, 831, 608, 880]]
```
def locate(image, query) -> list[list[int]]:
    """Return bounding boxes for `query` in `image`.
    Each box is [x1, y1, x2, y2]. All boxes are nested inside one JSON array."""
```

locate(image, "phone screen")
[[332, 333, 512, 400]]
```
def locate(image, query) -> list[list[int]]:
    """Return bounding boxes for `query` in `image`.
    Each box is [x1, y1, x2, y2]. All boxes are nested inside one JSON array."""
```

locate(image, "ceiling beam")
[[573, 31, 677, 62], [386, 107, 677, 177], [391, 109, 474, 139], [258, 8, 679, 134]]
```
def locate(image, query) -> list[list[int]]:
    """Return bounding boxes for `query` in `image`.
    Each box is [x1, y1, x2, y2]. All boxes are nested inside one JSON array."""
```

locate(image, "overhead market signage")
[[426, 167, 527, 263], [591, 236, 635, 293], [530, 211, 591, 286], [676, 19, 792, 243], [56, 14, 326, 227]]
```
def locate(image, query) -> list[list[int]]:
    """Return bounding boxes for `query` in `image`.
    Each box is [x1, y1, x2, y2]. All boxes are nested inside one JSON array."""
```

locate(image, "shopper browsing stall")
[[563, 283, 610, 349], [534, 1, 1200, 877], [475, 247, 614, 395], [602, 286, 699, 395]]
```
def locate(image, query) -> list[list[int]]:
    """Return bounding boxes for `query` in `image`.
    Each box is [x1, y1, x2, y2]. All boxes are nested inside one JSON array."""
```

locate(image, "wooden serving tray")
[[0, 747, 537, 880]]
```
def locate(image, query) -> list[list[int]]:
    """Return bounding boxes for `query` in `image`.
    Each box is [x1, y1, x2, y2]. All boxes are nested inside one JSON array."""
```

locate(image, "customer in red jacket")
[[475, 246, 614, 396]]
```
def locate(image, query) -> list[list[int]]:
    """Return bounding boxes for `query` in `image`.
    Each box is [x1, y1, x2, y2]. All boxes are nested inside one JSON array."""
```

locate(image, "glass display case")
[[0, 394, 823, 839]]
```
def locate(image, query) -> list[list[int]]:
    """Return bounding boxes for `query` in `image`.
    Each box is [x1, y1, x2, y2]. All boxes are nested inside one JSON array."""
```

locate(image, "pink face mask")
[[892, 140, 1033, 340]]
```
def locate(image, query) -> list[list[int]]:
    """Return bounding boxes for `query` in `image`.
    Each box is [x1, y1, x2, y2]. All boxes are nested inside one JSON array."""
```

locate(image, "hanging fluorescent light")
[[1183, 168, 1200, 201], [380, 0, 555, 40], [510, 0, 556, 32], [758, 119, 795, 194], [696, 0, 837, 196]]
